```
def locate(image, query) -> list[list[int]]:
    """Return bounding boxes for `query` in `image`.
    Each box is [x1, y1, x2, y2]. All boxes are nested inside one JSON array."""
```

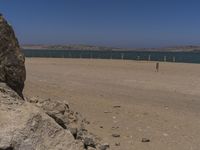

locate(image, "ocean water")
[[22, 49, 200, 64]]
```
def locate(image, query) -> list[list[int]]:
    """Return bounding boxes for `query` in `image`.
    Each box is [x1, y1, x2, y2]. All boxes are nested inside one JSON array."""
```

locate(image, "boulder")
[[28, 97, 109, 150], [28, 97, 85, 131], [0, 15, 26, 98], [0, 84, 84, 150], [0, 84, 109, 150]]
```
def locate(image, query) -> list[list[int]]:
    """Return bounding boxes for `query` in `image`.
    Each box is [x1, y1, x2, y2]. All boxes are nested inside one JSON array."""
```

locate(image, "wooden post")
[[173, 57, 176, 62], [164, 56, 166, 62], [148, 55, 151, 61], [121, 53, 124, 60]]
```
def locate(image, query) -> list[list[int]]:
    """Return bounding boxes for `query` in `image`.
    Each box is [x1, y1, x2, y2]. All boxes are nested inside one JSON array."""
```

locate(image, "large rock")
[[0, 83, 84, 150], [0, 84, 109, 150], [28, 97, 108, 150], [0, 14, 26, 98]]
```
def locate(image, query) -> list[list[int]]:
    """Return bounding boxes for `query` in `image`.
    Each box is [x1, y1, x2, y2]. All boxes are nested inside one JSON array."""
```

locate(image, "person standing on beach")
[[156, 62, 159, 72]]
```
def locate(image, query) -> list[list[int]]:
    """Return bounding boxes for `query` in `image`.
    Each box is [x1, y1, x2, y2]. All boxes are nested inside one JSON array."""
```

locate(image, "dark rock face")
[[0, 15, 26, 97]]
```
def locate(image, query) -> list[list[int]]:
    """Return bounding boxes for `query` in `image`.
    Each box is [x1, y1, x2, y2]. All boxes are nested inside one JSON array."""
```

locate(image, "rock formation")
[[0, 14, 26, 98], [0, 83, 84, 150], [0, 14, 109, 150], [28, 97, 109, 150]]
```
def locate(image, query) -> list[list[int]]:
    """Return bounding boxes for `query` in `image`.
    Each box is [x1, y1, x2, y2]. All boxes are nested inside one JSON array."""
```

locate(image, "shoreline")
[[22, 48, 200, 52], [24, 57, 200, 65]]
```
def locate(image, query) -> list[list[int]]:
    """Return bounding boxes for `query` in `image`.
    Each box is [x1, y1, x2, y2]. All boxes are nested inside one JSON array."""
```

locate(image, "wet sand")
[[24, 58, 200, 150]]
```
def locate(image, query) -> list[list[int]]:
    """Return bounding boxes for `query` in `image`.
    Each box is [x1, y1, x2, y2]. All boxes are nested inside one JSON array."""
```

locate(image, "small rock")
[[115, 142, 120, 146], [163, 133, 168, 137], [112, 126, 119, 130], [2, 95, 7, 98], [112, 116, 116, 119], [29, 97, 39, 103], [164, 106, 169, 110], [112, 134, 120, 138], [82, 118, 90, 124], [88, 147, 96, 150], [142, 138, 150, 143], [104, 111, 112, 113], [84, 137, 96, 148], [99, 143, 110, 150], [113, 105, 121, 108]]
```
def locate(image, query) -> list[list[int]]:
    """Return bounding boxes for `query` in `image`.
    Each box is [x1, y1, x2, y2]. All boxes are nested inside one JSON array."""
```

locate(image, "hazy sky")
[[1, 0, 200, 48]]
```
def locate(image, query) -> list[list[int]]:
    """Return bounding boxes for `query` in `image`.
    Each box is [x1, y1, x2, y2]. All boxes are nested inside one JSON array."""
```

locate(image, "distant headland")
[[22, 44, 200, 52]]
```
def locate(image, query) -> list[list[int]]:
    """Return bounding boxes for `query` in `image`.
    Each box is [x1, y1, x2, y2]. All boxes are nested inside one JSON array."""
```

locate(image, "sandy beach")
[[24, 58, 200, 150]]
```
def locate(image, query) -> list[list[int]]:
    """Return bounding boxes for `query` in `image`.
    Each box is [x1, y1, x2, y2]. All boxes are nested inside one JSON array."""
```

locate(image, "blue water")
[[22, 49, 200, 64]]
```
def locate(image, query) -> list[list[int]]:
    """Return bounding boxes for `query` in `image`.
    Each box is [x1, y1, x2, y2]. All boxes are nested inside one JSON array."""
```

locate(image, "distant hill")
[[22, 44, 115, 51], [22, 44, 200, 52]]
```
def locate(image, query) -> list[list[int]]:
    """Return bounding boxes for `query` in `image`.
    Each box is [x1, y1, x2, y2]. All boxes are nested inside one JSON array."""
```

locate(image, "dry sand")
[[24, 58, 200, 150]]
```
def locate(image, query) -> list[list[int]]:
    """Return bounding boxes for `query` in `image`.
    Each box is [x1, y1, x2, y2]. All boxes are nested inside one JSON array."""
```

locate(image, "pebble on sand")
[[141, 138, 150, 143], [113, 105, 121, 108], [112, 134, 120, 138], [115, 142, 120, 146]]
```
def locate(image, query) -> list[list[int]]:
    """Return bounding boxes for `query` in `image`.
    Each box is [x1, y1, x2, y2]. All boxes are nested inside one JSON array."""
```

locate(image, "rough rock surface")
[[0, 83, 84, 150], [0, 85, 109, 150], [0, 14, 26, 98], [28, 97, 108, 150]]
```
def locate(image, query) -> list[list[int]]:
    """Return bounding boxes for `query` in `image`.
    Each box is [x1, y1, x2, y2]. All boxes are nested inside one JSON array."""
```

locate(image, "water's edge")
[[22, 49, 200, 64]]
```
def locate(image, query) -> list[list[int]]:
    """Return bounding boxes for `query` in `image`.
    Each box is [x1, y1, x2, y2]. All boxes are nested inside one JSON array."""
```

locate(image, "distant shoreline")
[[21, 44, 200, 52], [22, 49, 200, 64]]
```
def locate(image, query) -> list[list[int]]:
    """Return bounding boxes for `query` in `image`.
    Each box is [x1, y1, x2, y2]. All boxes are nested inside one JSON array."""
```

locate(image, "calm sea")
[[22, 49, 200, 64]]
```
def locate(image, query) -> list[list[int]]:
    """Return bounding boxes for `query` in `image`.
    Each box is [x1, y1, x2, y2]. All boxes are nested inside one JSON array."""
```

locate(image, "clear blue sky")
[[1, 0, 200, 48]]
